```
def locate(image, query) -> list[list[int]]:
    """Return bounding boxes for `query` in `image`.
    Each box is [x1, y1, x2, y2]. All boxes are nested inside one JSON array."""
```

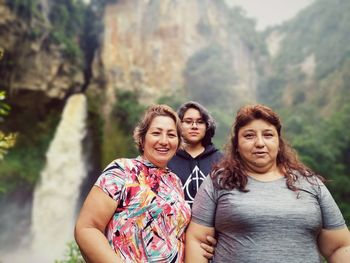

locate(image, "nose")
[[255, 134, 265, 147], [191, 122, 199, 129], [159, 134, 169, 144]]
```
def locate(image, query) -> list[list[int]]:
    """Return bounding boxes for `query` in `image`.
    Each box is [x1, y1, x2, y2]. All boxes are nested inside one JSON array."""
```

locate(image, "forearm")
[[185, 237, 209, 263], [327, 245, 350, 263], [75, 227, 123, 263], [185, 222, 214, 263]]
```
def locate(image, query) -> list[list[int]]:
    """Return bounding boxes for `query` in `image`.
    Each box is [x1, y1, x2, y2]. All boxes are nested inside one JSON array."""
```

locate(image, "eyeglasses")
[[182, 119, 206, 127]]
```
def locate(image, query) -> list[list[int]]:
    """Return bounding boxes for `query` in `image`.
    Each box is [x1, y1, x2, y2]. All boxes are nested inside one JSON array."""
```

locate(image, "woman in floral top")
[[75, 104, 191, 262]]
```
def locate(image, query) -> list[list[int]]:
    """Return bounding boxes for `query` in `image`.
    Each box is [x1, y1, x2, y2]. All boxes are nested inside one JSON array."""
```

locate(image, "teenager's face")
[[181, 108, 206, 146], [143, 116, 179, 168]]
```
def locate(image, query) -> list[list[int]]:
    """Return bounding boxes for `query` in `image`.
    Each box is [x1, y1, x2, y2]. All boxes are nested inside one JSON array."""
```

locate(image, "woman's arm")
[[74, 186, 122, 263], [318, 227, 350, 263], [185, 221, 215, 263]]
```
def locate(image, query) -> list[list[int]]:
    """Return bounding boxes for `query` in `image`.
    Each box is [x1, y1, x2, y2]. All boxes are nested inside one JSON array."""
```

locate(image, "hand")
[[200, 235, 217, 259]]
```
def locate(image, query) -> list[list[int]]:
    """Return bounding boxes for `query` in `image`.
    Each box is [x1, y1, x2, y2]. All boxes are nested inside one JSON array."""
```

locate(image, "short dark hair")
[[177, 101, 216, 146], [133, 104, 182, 154]]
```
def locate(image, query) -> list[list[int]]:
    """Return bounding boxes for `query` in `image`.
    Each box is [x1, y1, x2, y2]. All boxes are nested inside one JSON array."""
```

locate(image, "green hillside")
[[259, 0, 350, 222]]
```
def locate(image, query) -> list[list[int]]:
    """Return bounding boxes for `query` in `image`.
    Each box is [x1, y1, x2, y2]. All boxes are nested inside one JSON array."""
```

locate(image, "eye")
[[183, 120, 192, 125], [244, 133, 254, 139], [264, 133, 274, 138], [168, 133, 177, 138], [151, 131, 161, 136], [197, 120, 205, 125]]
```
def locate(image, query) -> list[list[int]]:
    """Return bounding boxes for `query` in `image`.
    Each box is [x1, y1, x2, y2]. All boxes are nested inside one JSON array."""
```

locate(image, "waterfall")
[[30, 93, 88, 262]]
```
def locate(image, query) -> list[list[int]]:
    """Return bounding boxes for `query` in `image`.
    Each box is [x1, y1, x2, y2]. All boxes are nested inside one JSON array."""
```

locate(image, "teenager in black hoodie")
[[168, 101, 222, 207]]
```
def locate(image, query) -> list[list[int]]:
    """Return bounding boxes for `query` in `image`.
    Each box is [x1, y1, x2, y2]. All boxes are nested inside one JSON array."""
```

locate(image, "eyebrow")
[[183, 118, 203, 120], [241, 128, 275, 132], [149, 127, 177, 132]]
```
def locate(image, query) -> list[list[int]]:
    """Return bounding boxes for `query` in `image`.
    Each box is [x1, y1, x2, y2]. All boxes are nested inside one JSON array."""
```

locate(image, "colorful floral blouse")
[[95, 156, 191, 263]]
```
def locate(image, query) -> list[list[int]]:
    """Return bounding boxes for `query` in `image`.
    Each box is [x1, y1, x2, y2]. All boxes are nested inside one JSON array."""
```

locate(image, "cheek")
[[269, 140, 279, 150], [172, 138, 180, 148], [238, 141, 251, 151], [267, 142, 279, 156]]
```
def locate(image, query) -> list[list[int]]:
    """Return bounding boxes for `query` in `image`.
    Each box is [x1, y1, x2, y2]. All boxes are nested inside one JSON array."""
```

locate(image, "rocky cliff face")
[[0, 0, 260, 189], [89, 0, 258, 115], [0, 1, 84, 103], [1, 0, 258, 111]]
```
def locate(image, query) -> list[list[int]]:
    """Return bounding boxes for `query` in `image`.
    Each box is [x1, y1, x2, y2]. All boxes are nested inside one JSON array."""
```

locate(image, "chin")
[[156, 158, 170, 167]]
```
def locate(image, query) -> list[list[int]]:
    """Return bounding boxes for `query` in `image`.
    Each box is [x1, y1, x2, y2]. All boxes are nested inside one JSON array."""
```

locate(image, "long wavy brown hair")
[[212, 104, 324, 191]]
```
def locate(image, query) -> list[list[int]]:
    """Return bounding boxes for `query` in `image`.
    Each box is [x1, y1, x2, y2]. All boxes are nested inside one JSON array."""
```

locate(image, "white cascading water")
[[30, 93, 88, 262]]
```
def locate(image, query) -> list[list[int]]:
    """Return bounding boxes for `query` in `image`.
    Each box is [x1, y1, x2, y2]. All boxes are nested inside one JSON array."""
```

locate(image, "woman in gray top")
[[185, 104, 350, 263]]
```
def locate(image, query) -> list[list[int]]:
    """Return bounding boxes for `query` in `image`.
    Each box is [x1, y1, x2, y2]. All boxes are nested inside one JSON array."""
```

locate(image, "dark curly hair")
[[212, 104, 324, 192], [177, 101, 216, 147]]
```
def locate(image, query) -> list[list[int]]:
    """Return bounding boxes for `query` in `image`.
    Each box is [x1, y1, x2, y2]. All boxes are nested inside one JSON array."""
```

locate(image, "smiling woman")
[[74, 104, 191, 263]]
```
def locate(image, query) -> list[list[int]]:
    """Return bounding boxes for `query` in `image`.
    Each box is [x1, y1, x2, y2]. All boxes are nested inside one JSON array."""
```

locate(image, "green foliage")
[[184, 44, 236, 107], [0, 103, 60, 194], [0, 90, 17, 193], [0, 90, 10, 121], [91, 0, 118, 7], [6, 0, 87, 62], [48, 1, 86, 60], [257, 0, 350, 224], [0, 91, 17, 163], [0, 132, 16, 162], [102, 122, 137, 167], [227, 7, 266, 55], [112, 90, 146, 134], [156, 92, 187, 110], [6, 0, 42, 21], [286, 104, 350, 223], [55, 241, 84, 263], [259, 0, 350, 112], [102, 90, 146, 166], [210, 107, 233, 150], [273, 0, 350, 78], [257, 76, 286, 108]]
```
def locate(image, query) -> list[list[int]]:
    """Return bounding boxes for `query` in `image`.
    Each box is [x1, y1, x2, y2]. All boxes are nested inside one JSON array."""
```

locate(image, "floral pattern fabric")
[[95, 156, 191, 263]]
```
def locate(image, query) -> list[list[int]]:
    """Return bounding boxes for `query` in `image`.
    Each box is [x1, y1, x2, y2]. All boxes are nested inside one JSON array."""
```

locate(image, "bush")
[[55, 241, 84, 263]]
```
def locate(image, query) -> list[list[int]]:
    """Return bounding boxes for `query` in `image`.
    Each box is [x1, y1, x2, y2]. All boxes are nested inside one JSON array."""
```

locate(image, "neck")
[[246, 166, 283, 182], [183, 143, 205, 158]]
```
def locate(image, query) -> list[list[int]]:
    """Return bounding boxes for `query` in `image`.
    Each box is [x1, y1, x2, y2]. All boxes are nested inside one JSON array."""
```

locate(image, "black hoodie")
[[168, 144, 222, 207]]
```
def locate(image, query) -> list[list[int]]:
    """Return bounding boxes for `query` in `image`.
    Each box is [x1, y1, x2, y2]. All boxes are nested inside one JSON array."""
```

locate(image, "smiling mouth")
[[156, 148, 169, 153]]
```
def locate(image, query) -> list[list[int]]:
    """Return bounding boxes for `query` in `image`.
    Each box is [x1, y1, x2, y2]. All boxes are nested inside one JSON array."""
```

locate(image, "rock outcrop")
[[89, 0, 258, 116], [0, 1, 84, 102]]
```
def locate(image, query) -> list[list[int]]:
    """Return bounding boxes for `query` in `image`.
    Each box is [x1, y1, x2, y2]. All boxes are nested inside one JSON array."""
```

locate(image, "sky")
[[225, 0, 315, 30]]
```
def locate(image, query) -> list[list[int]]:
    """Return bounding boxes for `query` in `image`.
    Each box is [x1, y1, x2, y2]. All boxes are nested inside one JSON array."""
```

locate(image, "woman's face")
[[143, 116, 179, 168], [237, 119, 279, 174]]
